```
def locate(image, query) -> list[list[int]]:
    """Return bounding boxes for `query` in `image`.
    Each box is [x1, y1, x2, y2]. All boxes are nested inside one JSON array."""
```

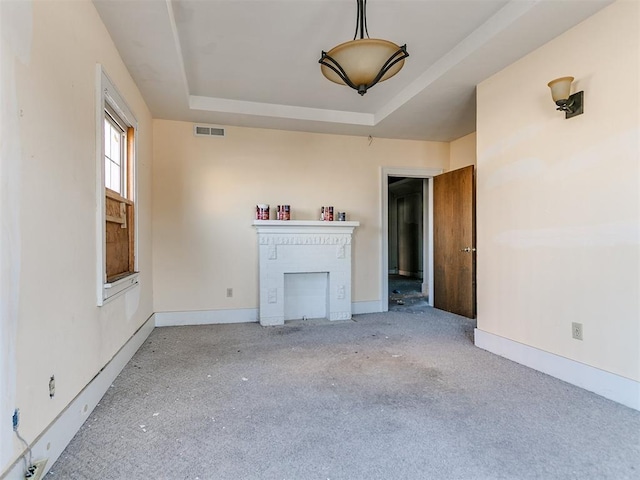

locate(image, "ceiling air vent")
[[194, 124, 225, 137]]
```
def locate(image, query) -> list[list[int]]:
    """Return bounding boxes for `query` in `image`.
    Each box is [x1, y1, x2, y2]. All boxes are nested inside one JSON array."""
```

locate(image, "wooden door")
[[433, 165, 476, 318]]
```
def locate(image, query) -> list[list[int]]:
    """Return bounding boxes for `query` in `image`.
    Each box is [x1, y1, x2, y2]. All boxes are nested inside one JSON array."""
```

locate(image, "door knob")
[[460, 247, 476, 253]]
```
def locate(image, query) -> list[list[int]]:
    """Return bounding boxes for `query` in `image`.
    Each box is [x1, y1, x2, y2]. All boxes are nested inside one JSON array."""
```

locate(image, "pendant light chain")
[[353, 0, 370, 41], [363, 0, 369, 39]]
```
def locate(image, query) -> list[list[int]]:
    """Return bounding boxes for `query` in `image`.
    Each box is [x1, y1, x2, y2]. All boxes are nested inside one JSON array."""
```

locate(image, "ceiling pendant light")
[[319, 0, 409, 96]]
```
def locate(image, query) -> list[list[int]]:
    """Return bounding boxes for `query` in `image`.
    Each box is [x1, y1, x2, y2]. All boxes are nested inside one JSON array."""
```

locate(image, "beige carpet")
[[46, 309, 640, 479]]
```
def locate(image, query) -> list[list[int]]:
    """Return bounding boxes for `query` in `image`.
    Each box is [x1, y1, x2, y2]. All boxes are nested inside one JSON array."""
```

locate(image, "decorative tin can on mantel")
[[320, 206, 338, 221], [276, 205, 291, 220], [256, 204, 270, 220], [320, 206, 334, 221]]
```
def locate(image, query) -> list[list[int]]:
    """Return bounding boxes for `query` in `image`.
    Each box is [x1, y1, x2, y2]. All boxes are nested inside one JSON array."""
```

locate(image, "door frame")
[[380, 167, 443, 312]]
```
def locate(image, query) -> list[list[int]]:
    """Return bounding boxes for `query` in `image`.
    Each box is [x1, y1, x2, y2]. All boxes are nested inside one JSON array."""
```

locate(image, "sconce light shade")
[[547, 76, 583, 119], [547, 76, 574, 102]]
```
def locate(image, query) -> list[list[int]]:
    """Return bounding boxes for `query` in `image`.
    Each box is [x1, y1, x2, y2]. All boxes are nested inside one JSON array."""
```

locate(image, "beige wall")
[[1, 0, 154, 472], [449, 132, 477, 170], [476, 0, 639, 381], [152, 121, 449, 312]]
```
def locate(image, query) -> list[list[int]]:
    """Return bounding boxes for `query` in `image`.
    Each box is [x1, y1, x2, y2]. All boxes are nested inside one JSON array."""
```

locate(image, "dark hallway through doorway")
[[388, 176, 430, 313], [388, 274, 430, 313]]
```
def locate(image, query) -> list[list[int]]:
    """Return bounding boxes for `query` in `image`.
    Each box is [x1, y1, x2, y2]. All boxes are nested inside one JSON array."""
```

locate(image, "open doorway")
[[380, 167, 442, 312], [388, 177, 427, 311]]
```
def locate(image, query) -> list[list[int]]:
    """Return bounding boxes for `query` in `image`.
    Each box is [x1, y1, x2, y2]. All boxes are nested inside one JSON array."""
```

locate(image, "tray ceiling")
[[94, 0, 612, 141]]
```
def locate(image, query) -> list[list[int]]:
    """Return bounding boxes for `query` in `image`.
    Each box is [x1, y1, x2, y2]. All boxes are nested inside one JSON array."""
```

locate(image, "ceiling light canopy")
[[319, 0, 409, 96]]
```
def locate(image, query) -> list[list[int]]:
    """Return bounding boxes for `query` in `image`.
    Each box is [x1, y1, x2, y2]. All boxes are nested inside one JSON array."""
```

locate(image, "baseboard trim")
[[156, 303, 385, 327], [352, 301, 383, 315], [474, 328, 640, 411], [1, 315, 155, 480], [154, 308, 259, 327]]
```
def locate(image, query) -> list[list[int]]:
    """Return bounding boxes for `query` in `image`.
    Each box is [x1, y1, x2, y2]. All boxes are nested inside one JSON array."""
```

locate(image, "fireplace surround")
[[253, 220, 359, 326]]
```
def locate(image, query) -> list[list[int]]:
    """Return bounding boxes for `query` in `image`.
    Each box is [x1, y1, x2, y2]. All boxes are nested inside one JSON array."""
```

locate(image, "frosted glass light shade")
[[321, 38, 405, 86], [548, 76, 574, 102]]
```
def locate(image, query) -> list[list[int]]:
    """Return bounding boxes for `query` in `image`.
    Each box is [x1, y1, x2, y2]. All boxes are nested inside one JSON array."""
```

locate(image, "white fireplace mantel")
[[253, 220, 359, 233], [253, 220, 359, 326]]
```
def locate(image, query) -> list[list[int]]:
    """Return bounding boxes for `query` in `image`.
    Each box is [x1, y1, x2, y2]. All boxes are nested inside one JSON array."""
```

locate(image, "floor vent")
[[194, 124, 225, 137]]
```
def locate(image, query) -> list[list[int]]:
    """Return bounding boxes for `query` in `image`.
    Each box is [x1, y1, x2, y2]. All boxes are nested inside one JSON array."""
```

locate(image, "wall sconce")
[[547, 76, 583, 119]]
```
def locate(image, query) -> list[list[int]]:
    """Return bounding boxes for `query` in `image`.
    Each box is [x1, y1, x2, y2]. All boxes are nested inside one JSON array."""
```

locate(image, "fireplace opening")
[[284, 272, 329, 321]]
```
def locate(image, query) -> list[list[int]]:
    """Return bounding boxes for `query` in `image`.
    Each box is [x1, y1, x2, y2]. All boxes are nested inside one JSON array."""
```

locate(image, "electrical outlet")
[[12, 409, 19, 431], [25, 458, 48, 480], [572, 322, 583, 341], [226, 288, 233, 298], [49, 376, 55, 398]]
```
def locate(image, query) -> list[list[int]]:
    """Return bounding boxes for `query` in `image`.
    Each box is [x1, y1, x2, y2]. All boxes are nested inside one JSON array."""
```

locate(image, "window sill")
[[102, 272, 139, 304]]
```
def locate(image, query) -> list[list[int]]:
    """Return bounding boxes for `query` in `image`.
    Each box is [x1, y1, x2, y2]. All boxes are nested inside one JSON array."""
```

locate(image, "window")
[[104, 104, 127, 195], [97, 67, 139, 305]]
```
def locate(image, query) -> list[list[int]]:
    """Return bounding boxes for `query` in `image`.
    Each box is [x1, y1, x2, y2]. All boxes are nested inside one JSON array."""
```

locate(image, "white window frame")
[[96, 66, 139, 305]]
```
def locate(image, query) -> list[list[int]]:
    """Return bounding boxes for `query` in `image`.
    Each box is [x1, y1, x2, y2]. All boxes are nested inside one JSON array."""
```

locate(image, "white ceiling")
[[93, 0, 612, 141]]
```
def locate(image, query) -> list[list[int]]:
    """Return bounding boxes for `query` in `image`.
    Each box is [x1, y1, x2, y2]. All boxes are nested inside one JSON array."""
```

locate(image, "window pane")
[[104, 119, 111, 158], [111, 128, 121, 166], [104, 158, 112, 190], [111, 164, 121, 194], [121, 135, 127, 197]]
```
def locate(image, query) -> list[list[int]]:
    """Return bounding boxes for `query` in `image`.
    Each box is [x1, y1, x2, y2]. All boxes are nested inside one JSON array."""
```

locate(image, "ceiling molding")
[[375, 0, 538, 124], [165, 0, 190, 103], [189, 96, 375, 125]]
